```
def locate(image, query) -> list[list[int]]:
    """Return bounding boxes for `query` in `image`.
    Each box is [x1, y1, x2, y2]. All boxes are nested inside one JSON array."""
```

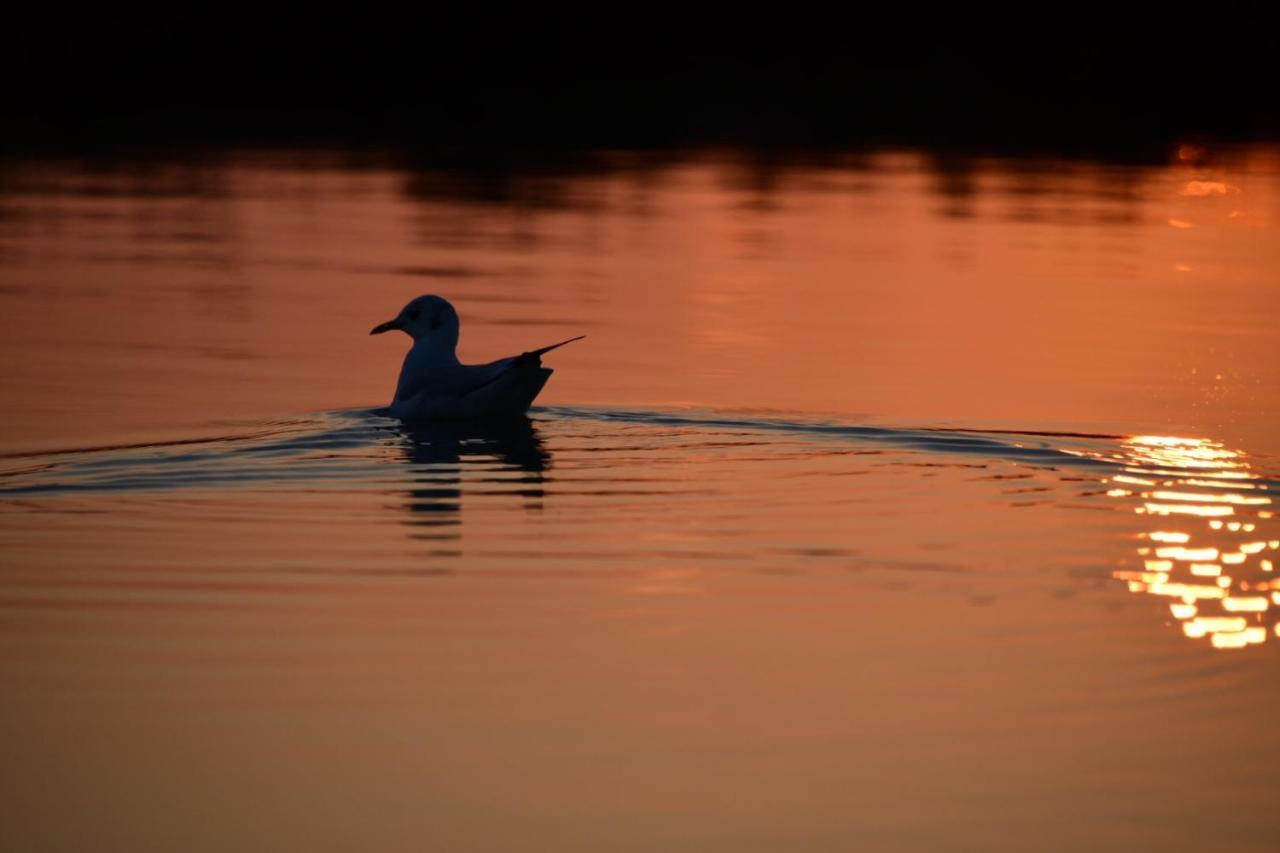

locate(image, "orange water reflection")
[[1106, 436, 1277, 649], [3, 145, 1280, 852], [1, 146, 1279, 458]]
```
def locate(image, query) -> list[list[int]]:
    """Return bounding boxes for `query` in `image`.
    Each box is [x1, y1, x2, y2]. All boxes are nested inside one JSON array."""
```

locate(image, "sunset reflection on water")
[[3, 144, 1280, 851], [1105, 436, 1278, 649]]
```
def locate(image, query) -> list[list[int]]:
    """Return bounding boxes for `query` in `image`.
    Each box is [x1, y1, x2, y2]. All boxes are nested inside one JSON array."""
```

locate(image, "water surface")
[[2, 146, 1278, 852]]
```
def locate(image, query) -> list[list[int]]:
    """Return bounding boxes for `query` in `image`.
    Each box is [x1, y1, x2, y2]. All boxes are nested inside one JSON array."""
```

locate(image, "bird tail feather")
[[525, 335, 585, 359]]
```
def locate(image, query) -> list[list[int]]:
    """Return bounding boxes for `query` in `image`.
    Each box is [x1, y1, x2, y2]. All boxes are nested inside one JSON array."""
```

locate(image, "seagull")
[[370, 295, 583, 420]]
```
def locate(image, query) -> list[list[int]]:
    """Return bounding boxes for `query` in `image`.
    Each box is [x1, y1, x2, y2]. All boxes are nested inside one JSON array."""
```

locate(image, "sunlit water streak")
[[3, 407, 1275, 651], [1092, 436, 1278, 648]]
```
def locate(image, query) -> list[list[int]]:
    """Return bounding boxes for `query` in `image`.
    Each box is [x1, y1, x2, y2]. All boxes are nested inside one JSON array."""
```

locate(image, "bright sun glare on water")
[[1103, 436, 1278, 649]]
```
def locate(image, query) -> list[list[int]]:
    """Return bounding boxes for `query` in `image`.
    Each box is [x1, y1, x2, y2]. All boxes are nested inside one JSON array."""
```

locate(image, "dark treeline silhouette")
[[3, 9, 1277, 160]]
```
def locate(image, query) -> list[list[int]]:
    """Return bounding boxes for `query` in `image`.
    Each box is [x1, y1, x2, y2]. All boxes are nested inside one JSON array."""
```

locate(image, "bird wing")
[[395, 337, 585, 403], [396, 360, 516, 402]]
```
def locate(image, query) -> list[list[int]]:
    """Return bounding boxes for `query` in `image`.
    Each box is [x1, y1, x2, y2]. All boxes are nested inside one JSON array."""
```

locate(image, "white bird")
[[370, 295, 583, 420]]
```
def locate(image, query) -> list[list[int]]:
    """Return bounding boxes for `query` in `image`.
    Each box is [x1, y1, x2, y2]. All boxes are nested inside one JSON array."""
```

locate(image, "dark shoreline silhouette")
[[4, 11, 1277, 160]]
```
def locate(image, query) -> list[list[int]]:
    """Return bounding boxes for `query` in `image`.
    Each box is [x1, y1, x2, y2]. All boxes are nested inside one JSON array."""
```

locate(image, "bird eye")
[[405, 309, 420, 321]]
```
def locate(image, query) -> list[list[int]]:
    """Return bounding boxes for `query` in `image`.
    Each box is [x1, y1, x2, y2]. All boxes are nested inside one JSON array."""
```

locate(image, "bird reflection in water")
[[396, 417, 550, 538], [1099, 436, 1279, 649]]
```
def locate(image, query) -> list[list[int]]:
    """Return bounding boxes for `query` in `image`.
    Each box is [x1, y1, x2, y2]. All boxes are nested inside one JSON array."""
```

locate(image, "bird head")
[[370, 295, 461, 350]]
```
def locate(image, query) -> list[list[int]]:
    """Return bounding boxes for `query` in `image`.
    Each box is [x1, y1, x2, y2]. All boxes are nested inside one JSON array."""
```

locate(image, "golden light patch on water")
[[1153, 546, 1218, 560], [1127, 468, 1249, 479], [1143, 503, 1233, 517], [1183, 616, 1247, 637], [1179, 180, 1234, 196], [1115, 571, 1170, 584], [1212, 628, 1267, 649], [1185, 479, 1258, 490], [1149, 491, 1271, 506], [1139, 582, 1224, 600], [1146, 531, 1190, 543], [1223, 597, 1270, 613]]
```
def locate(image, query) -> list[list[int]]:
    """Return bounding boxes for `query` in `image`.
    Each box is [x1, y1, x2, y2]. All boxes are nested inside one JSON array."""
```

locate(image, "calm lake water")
[[1, 146, 1278, 852]]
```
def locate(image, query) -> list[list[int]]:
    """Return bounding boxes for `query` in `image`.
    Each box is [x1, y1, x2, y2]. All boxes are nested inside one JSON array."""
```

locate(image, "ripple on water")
[[0, 406, 1275, 652]]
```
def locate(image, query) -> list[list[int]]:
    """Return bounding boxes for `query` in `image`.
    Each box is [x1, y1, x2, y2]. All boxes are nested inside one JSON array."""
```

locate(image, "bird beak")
[[369, 319, 400, 335]]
